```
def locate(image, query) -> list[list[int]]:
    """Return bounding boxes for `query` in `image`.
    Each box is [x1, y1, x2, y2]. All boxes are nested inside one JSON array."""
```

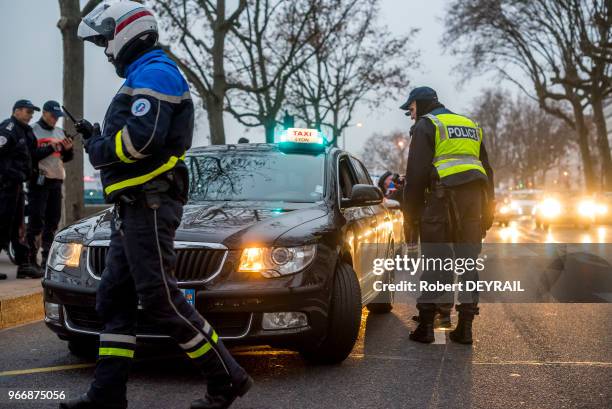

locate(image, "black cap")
[[399, 86, 438, 110], [13, 99, 40, 112], [43, 100, 64, 118]]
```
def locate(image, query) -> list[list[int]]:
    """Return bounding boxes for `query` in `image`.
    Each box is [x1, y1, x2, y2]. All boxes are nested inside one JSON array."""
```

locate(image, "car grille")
[[88, 246, 226, 283], [64, 305, 252, 339]]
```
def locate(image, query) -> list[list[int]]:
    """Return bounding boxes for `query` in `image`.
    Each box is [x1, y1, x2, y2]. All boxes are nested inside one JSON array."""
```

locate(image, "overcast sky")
[[0, 0, 506, 176]]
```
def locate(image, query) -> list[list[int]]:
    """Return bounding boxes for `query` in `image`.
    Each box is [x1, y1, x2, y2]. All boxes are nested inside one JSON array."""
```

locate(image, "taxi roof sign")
[[280, 128, 325, 145], [277, 127, 327, 153]]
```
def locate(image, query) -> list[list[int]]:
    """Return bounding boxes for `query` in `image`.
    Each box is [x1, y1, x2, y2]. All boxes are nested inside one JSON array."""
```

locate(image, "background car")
[[495, 189, 541, 226], [533, 192, 606, 229]]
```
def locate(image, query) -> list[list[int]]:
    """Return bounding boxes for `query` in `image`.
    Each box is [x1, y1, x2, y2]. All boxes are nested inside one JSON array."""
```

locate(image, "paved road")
[[0, 221, 610, 409]]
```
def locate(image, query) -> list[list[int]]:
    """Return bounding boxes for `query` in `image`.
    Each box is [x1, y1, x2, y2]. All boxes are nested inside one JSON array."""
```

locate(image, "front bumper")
[[42, 245, 335, 349]]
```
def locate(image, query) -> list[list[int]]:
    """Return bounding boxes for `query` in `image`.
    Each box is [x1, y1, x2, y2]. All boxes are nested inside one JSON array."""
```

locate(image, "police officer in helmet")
[[400, 86, 495, 345], [60, 2, 252, 408]]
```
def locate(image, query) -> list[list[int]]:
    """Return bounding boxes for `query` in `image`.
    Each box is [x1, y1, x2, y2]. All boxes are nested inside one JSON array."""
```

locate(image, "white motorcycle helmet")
[[78, 1, 158, 77]]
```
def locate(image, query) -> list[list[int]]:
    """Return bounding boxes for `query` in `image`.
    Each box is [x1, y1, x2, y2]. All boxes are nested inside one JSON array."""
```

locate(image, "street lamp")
[[342, 122, 364, 150]]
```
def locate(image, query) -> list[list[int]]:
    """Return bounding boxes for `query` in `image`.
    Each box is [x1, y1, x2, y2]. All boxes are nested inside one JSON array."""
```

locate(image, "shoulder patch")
[[131, 98, 152, 117], [0, 136, 7, 147], [6, 122, 14, 131]]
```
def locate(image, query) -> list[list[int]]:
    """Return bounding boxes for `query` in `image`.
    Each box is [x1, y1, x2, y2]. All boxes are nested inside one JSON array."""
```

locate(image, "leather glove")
[[75, 120, 101, 140]]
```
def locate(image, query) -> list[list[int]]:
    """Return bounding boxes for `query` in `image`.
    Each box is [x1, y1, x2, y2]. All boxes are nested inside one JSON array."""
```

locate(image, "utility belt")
[[114, 168, 188, 210]]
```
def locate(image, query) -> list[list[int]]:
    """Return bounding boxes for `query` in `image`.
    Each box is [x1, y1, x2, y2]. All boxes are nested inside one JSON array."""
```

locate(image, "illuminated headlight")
[[578, 200, 597, 217], [47, 242, 83, 271], [539, 198, 561, 218], [44, 302, 60, 321], [597, 204, 608, 215], [499, 205, 510, 214], [238, 245, 316, 278], [262, 312, 308, 330]]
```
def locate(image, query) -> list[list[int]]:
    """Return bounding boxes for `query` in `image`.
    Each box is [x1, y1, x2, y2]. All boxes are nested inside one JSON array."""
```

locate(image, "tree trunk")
[[206, 96, 226, 145], [58, 0, 84, 223], [575, 117, 596, 191], [591, 91, 612, 191], [264, 117, 276, 144]]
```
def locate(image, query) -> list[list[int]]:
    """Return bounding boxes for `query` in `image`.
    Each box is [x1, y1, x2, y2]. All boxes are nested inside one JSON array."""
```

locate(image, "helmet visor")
[[80, 3, 116, 40]]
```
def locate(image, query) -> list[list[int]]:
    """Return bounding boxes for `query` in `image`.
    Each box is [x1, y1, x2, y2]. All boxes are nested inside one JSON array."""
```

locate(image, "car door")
[[337, 155, 379, 300]]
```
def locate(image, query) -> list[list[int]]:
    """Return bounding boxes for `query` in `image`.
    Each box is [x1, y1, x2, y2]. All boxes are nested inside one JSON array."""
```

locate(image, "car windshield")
[[185, 151, 325, 203]]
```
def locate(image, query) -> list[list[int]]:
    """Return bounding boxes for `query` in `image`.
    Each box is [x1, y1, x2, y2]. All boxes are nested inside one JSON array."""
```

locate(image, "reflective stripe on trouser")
[[88, 194, 246, 404]]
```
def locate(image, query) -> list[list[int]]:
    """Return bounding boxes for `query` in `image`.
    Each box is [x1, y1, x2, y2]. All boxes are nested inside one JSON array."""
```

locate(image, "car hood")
[[56, 201, 331, 249]]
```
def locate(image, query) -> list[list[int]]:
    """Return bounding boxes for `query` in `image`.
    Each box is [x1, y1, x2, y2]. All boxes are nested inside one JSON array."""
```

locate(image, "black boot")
[[59, 393, 127, 409], [449, 313, 474, 344], [191, 374, 254, 409], [16, 263, 43, 279], [409, 311, 434, 343]]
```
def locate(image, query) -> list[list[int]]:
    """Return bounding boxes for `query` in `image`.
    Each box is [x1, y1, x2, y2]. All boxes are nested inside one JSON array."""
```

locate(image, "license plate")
[[181, 288, 196, 306]]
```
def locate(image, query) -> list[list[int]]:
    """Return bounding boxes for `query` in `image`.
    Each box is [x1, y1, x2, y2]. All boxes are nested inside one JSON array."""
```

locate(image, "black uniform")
[[403, 104, 494, 319], [83, 49, 247, 406], [0, 117, 34, 263], [26, 118, 74, 266]]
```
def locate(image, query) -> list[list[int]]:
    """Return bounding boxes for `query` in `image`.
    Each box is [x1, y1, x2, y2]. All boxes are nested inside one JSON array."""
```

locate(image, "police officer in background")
[[401, 87, 495, 344], [0, 100, 36, 280], [60, 2, 252, 409], [0, 100, 59, 279], [27, 100, 74, 271]]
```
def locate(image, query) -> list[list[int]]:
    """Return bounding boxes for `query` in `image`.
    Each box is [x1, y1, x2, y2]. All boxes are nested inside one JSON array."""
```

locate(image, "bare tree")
[[151, 0, 248, 145], [503, 96, 570, 187], [444, 0, 604, 190], [289, 0, 417, 145], [57, 0, 102, 223], [360, 131, 410, 174], [224, 0, 356, 142]]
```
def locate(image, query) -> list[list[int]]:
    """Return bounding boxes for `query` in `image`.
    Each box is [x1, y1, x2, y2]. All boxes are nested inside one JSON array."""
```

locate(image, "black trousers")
[[88, 193, 246, 404], [26, 179, 63, 262], [0, 183, 28, 265], [417, 180, 483, 316]]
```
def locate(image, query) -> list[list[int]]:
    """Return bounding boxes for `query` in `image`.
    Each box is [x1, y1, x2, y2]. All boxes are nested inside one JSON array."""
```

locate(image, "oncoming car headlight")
[[48, 242, 83, 271], [238, 245, 316, 278]]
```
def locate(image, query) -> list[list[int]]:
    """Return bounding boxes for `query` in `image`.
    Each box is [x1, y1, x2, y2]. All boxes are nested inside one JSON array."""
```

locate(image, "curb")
[[0, 289, 44, 330]]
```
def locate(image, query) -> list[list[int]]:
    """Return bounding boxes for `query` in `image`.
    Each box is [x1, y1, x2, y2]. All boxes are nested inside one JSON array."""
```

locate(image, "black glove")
[[75, 120, 100, 140]]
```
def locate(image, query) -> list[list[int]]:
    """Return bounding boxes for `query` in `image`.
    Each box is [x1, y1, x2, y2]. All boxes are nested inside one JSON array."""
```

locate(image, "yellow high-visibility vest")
[[424, 112, 487, 181]]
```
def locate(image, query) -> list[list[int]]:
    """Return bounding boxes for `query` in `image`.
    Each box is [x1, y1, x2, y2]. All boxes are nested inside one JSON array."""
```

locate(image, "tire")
[[67, 337, 98, 358], [299, 262, 362, 365]]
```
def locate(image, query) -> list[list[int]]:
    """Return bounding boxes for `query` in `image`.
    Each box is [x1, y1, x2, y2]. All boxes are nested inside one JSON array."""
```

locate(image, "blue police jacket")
[[86, 48, 194, 203]]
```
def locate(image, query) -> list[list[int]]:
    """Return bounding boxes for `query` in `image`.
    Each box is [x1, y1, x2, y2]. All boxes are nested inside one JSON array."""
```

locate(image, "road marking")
[[0, 363, 95, 377], [433, 329, 447, 344], [2, 354, 610, 377]]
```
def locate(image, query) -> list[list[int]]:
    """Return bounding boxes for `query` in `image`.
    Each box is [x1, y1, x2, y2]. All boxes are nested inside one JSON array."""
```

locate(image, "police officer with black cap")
[[59, 2, 252, 409], [400, 87, 495, 344], [26, 100, 74, 271], [0, 100, 57, 279]]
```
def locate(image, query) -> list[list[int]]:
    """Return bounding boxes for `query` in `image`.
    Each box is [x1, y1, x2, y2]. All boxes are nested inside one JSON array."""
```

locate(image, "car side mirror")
[[341, 184, 384, 208]]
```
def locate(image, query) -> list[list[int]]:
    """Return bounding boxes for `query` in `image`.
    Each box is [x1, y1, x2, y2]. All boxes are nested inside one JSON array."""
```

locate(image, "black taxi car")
[[42, 128, 403, 364]]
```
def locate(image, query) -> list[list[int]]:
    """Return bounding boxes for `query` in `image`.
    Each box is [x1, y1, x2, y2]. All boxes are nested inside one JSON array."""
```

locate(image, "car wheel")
[[67, 337, 98, 358], [299, 262, 361, 365]]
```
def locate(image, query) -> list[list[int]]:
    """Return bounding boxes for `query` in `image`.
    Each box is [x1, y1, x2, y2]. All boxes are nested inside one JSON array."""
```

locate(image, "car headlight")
[[499, 205, 510, 214], [47, 242, 83, 271], [578, 200, 597, 217], [539, 198, 561, 218], [238, 245, 316, 278]]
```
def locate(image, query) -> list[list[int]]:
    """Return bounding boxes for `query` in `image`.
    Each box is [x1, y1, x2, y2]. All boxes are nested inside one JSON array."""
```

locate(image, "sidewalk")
[[0, 253, 44, 329]]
